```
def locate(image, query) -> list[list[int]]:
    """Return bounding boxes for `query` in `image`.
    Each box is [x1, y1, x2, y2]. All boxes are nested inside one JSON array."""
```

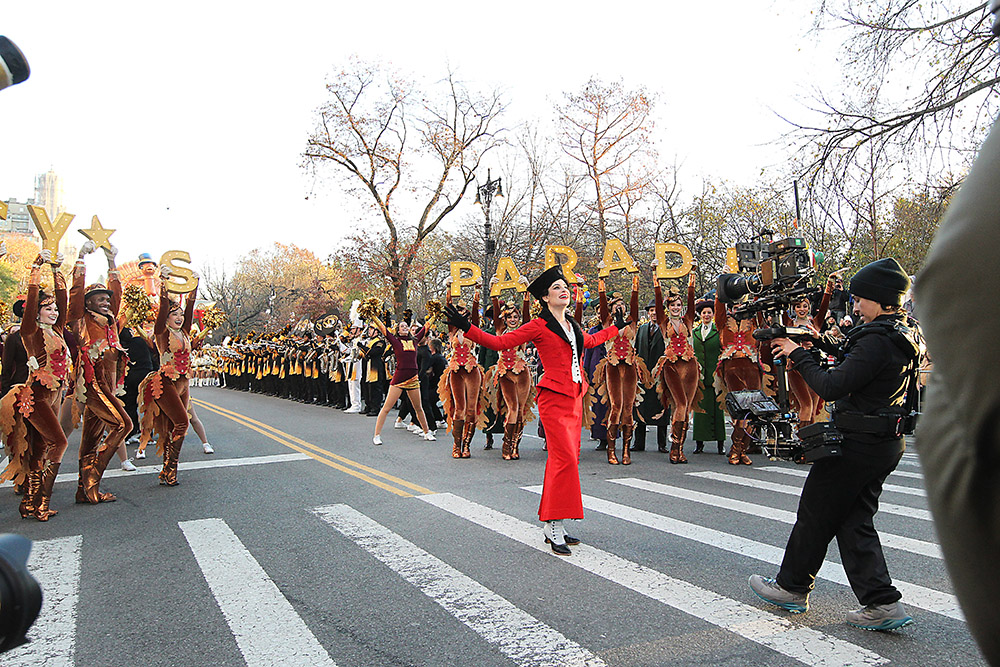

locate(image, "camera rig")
[[716, 232, 825, 460]]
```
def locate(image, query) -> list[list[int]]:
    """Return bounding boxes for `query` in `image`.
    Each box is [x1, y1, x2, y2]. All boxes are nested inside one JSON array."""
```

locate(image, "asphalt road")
[[0, 386, 985, 667]]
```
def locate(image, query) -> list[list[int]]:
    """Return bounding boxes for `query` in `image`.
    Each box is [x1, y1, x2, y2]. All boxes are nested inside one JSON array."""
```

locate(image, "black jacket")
[[789, 314, 916, 442], [1, 330, 28, 396]]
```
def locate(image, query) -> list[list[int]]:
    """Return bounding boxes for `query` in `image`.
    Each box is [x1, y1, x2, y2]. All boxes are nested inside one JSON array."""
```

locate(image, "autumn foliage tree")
[[303, 58, 506, 314]]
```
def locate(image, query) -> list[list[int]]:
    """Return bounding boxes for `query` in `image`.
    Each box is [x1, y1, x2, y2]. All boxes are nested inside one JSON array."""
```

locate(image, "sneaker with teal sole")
[[748, 574, 809, 614], [846, 601, 914, 631]]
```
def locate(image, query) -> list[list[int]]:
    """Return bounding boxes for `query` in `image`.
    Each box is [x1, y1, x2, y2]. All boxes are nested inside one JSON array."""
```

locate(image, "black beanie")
[[849, 258, 910, 307]]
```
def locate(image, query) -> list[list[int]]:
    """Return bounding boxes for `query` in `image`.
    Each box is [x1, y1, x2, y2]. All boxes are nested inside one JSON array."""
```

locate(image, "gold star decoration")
[[78, 215, 116, 251]]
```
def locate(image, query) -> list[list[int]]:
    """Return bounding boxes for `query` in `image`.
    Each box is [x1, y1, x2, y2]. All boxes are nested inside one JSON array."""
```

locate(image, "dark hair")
[[430, 338, 443, 353]]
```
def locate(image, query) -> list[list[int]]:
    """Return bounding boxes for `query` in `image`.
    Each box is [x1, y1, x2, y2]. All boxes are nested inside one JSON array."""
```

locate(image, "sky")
[[1, 2, 839, 277]]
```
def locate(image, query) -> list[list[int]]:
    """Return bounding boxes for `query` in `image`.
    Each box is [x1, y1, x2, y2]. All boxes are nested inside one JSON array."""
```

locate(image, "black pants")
[[777, 439, 905, 606]]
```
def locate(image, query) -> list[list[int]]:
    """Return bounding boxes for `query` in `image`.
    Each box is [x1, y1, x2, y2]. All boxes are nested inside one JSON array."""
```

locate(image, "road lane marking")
[[521, 485, 960, 622], [609, 478, 941, 559], [758, 466, 926, 497], [192, 398, 431, 497], [4, 535, 82, 667], [180, 518, 337, 667], [419, 492, 888, 667], [688, 471, 932, 521], [312, 504, 606, 667]]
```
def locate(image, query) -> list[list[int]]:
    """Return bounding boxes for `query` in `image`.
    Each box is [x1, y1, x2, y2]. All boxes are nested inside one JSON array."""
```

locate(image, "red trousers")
[[536, 386, 585, 522]]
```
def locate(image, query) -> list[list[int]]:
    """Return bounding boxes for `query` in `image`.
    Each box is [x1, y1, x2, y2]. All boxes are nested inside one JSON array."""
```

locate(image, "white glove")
[[444, 275, 453, 287], [517, 275, 529, 286], [40, 249, 52, 264], [55, 252, 65, 265], [160, 265, 173, 278], [104, 244, 118, 260], [79, 240, 97, 257], [489, 275, 499, 286]]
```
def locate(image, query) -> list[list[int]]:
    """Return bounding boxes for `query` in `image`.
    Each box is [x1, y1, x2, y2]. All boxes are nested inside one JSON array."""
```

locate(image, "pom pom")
[[201, 305, 227, 331], [425, 299, 443, 325], [121, 284, 154, 329], [357, 297, 382, 322]]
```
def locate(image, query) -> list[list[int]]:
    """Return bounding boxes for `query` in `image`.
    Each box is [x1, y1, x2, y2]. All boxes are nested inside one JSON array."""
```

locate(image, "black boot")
[[694, 441, 705, 454], [632, 423, 646, 452], [595, 439, 607, 451], [656, 426, 668, 453], [717, 441, 725, 455]]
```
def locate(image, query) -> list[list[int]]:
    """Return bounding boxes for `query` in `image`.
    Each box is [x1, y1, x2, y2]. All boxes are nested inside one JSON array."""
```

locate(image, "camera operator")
[[749, 257, 919, 631]]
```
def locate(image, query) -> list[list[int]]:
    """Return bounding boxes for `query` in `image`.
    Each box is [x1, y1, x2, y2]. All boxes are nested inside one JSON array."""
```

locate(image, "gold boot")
[[159, 440, 181, 486], [34, 461, 61, 521], [621, 423, 634, 465], [511, 420, 523, 460], [19, 469, 42, 520], [670, 421, 688, 464], [501, 423, 515, 460], [461, 421, 475, 458], [606, 423, 620, 465], [451, 419, 465, 459], [88, 444, 119, 502]]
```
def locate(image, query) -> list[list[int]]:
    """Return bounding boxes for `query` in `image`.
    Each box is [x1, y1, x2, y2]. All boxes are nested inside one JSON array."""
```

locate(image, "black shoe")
[[595, 439, 607, 451], [717, 442, 725, 455], [545, 535, 581, 546], [548, 541, 571, 556], [694, 441, 704, 454]]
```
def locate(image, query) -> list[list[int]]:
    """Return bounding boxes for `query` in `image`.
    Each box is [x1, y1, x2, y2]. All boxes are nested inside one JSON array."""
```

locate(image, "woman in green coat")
[[692, 299, 726, 453]]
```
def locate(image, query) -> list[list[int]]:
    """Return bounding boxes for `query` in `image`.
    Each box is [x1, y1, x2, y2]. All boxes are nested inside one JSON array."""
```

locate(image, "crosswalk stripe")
[[758, 467, 926, 497], [4, 535, 82, 667], [179, 518, 337, 667], [688, 471, 932, 521], [521, 485, 960, 622], [609, 478, 941, 559], [312, 504, 606, 667], [0, 453, 313, 487], [419, 492, 888, 667]]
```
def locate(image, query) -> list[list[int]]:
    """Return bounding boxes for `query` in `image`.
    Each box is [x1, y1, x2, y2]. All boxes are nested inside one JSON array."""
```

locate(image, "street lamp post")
[[475, 169, 503, 304]]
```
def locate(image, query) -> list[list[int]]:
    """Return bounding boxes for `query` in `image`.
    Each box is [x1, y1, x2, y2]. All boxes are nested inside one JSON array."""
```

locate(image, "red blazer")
[[465, 309, 618, 397]]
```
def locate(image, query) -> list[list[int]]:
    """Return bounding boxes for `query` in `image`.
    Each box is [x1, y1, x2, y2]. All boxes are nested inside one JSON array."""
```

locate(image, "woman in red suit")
[[445, 265, 621, 555]]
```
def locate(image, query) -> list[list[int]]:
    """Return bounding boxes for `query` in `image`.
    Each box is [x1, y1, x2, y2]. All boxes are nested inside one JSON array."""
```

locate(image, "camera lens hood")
[[0, 534, 42, 654]]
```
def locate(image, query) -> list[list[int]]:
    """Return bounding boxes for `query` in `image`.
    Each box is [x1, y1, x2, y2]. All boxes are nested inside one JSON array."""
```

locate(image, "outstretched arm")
[[630, 274, 639, 323], [684, 265, 696, 328], [491, 295, 502, 333], [598, 279, 610, 327], [182, 283, 198, 334]]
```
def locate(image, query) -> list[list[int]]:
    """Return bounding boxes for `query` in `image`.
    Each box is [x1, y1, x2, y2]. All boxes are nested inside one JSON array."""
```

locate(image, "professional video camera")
[[0, 37, 30, 93], [0, 534, 42, 654], [716, 229, 828, 460]]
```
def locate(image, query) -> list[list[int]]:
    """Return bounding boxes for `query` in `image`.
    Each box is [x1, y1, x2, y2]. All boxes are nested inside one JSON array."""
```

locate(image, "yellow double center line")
[[191, 398, 433, 498]]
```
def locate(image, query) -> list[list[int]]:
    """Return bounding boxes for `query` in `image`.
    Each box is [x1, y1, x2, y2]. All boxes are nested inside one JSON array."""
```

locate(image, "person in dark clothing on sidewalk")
[[421, 337, 447, 431]]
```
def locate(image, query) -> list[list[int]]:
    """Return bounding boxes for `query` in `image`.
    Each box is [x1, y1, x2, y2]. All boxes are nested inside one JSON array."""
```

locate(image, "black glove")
[[443, 304, 471, 332], [614, 310, 629, 330]]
